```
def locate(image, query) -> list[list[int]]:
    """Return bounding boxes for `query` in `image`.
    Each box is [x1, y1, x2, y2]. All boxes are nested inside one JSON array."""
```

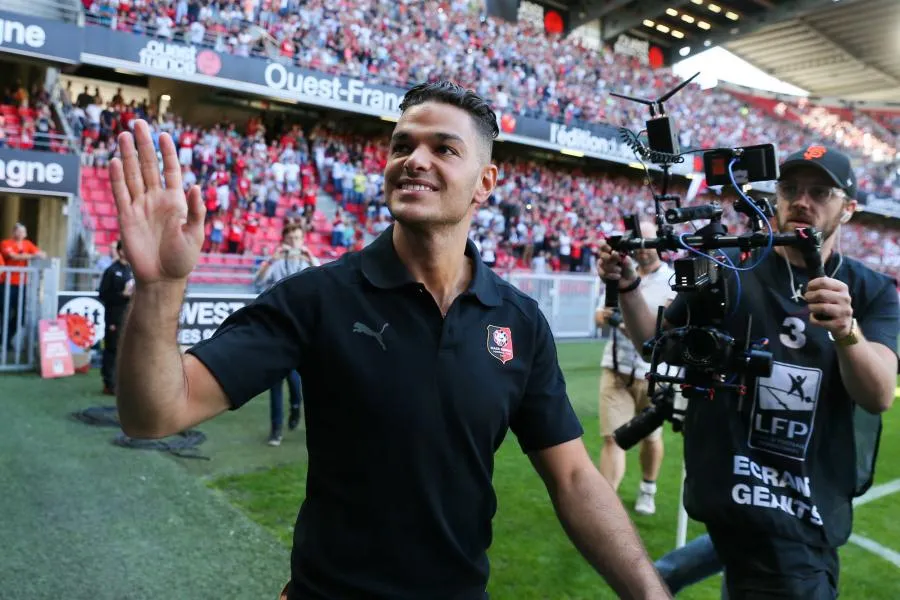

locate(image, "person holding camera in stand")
[[254, 223, 319, 446], [598, 145, 899, 599], [595, 220, 677, 516]]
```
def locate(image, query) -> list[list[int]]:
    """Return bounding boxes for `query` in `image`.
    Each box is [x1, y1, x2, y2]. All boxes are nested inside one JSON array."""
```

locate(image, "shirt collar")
[[360, 224, 502, 307]]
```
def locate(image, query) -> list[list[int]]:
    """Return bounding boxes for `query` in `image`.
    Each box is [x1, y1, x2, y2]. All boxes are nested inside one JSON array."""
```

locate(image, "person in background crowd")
[[1, 223, 46, 350], [254, 222, 319, 446], [98, 240, 134, 394]]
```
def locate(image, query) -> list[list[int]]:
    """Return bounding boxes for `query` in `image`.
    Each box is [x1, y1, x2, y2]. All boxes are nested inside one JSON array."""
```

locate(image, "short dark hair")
[[282, 222, 304, 240], [399, 81, 499, 159]]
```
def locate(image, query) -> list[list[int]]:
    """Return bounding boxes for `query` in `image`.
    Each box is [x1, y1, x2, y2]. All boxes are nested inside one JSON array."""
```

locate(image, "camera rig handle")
[[795, 227, 832, 322], [603, 233, 623, 308]]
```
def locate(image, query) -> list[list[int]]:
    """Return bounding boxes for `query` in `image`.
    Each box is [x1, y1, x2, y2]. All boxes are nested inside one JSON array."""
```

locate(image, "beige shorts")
[[599, 367, 663, 442]]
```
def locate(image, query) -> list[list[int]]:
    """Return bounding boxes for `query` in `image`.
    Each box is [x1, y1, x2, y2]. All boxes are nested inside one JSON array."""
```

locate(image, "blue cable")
[[677, 157, 775, 272]]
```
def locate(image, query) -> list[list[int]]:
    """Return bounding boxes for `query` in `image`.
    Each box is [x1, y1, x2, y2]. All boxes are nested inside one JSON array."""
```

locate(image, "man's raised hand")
[[109, 119, 205, 287]]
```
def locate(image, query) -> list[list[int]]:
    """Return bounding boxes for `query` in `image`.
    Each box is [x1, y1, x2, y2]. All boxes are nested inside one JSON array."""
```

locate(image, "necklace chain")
[[784, 251, 842, 303]]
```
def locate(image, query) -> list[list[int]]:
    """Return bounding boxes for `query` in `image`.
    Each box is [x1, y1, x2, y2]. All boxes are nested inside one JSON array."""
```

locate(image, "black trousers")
[[708, 526, 839, 599], [3, 284, 22, 346], [102, 322, 120, 389]]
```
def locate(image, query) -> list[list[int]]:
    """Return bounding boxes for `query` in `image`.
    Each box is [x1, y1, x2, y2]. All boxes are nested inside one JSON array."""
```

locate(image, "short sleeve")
[[186, 274, 317, 410], [857, 277, 900, 359], [510, 307, 584, 453]]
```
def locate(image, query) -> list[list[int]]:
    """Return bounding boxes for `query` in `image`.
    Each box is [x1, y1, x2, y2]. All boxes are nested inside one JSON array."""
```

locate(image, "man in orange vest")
[[1, 223, 46, 348]]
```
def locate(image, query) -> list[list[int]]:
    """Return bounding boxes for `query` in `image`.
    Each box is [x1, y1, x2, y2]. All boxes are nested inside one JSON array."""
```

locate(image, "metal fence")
[[2, 262, 602, 373], [504, 272, 602, 338], [1, 261, 61, 372]]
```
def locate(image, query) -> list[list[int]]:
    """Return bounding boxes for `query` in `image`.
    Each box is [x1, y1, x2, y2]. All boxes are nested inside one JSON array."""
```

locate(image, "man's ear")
[[841, 198, 858, 224], [473, 163, 499, 207]]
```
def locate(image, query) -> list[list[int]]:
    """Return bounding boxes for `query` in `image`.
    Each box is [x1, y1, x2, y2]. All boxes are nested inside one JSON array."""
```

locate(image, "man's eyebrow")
[[390, 131, 467, 146]]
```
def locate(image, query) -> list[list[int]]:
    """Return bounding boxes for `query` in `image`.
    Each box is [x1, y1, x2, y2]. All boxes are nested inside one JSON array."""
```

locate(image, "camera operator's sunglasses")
[[776, 182, 842, 204]]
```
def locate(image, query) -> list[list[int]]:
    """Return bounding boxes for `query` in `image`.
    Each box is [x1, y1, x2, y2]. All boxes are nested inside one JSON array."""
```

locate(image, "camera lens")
[[682, 328, 720, 367]]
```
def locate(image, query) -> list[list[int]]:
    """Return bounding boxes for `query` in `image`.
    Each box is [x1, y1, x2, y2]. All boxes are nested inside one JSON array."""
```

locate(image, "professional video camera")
[[605, 74, 831, 450]]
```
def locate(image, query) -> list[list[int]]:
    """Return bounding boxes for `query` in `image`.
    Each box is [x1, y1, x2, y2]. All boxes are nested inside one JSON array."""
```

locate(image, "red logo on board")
[[487, 326, 514, 364]]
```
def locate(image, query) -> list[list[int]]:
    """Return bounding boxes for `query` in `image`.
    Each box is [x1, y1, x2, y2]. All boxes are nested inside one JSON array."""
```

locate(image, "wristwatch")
[[834, 318, 860, 347]]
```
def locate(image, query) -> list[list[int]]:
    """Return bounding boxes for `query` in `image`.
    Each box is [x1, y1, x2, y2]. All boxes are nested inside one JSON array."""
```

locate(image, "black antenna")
[[610, 72, 700, 117]]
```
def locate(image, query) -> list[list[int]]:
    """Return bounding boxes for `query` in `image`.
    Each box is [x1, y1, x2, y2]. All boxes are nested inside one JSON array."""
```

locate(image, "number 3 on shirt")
[[780, 316, 807, 349]]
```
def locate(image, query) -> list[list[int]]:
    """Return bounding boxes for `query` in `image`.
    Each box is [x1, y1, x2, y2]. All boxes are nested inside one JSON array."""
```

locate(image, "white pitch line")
[[849, 534, 900, 568], [849, 478, 900, 568], [854, 479, 900, 508]]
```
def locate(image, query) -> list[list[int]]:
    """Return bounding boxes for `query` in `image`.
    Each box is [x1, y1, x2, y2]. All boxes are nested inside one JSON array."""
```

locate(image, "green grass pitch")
[[1, 340, 897, 598]]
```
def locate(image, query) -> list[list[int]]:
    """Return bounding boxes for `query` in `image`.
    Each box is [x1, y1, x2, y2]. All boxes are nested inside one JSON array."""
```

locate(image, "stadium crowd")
[[3, 0, 899, 281], [57, 82, 900, 283], [0, 79, 66, 153], [81, 0, 898, 178]]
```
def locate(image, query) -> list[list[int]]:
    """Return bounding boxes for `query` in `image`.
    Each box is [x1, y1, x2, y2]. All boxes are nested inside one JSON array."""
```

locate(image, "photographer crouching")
[[597, 146, 899, 599]]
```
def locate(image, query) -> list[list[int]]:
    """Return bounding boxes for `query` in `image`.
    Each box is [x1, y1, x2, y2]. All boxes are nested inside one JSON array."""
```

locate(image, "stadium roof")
[[573, 0, 900, 103]]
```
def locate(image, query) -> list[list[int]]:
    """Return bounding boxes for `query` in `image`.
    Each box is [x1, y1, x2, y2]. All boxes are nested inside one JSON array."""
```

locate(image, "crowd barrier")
[[1, 263, 604, 372], [0, 261, 62, 372]]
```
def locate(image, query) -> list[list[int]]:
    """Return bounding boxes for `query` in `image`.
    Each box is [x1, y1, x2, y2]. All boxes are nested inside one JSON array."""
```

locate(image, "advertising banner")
[[57, 291, 257, 348], [81, 27, 405, 118], [0, 10, 83, 63], [0, 147, 81, 197], [38, 318, 75, 378], [861, 197, 900, 220]]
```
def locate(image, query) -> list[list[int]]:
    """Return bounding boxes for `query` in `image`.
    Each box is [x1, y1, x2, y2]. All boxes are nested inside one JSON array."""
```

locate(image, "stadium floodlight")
[[666, 8, 678, 16], [672, 30, 685, 38], [725, 11, 739, 20], [643, 19, 655, 27], [698, 20, 711, 29], [681, 14, 695, 23], [707, 3, 721, 12]]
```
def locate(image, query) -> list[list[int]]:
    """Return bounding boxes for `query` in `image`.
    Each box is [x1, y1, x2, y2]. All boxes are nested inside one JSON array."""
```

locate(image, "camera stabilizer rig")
[[604, 75, 831, 450]]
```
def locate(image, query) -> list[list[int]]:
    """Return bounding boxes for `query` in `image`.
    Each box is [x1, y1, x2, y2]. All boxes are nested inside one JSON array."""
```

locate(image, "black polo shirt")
[[187, 225, 584, 599]]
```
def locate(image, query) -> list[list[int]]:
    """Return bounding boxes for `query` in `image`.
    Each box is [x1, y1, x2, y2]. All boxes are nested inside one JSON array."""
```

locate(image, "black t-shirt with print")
[[665, 249, 898, 549]]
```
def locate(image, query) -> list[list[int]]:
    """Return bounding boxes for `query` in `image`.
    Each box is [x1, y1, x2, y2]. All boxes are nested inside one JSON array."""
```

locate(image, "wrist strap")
[[619, 277, 642, 294]]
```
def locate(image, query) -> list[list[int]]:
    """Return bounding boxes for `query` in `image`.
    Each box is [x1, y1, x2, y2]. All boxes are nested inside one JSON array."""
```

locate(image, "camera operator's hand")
[[805, 277, 854, 338], [596, 241, 638, 290], [597, 307, 615, 325]]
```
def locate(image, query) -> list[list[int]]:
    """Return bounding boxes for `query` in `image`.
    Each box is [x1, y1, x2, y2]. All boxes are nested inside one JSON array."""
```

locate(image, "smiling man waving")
[[110, 81, 669, 600]]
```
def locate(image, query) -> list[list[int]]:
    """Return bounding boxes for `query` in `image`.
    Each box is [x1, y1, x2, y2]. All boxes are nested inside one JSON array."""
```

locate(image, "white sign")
[[614, 34, 649, 65]]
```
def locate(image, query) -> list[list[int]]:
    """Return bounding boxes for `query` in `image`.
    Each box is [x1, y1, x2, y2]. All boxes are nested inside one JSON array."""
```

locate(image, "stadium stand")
[[52, 82, 900, 284], [4, 1, 899, 285], [1, 81, 75, 153], [80, 0, 898, 182]]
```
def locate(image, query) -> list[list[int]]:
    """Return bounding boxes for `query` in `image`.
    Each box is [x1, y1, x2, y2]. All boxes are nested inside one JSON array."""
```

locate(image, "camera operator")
[[595, 220, 677, 516], [598, 145, 899, 599], [254, 223, 319, 446]]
